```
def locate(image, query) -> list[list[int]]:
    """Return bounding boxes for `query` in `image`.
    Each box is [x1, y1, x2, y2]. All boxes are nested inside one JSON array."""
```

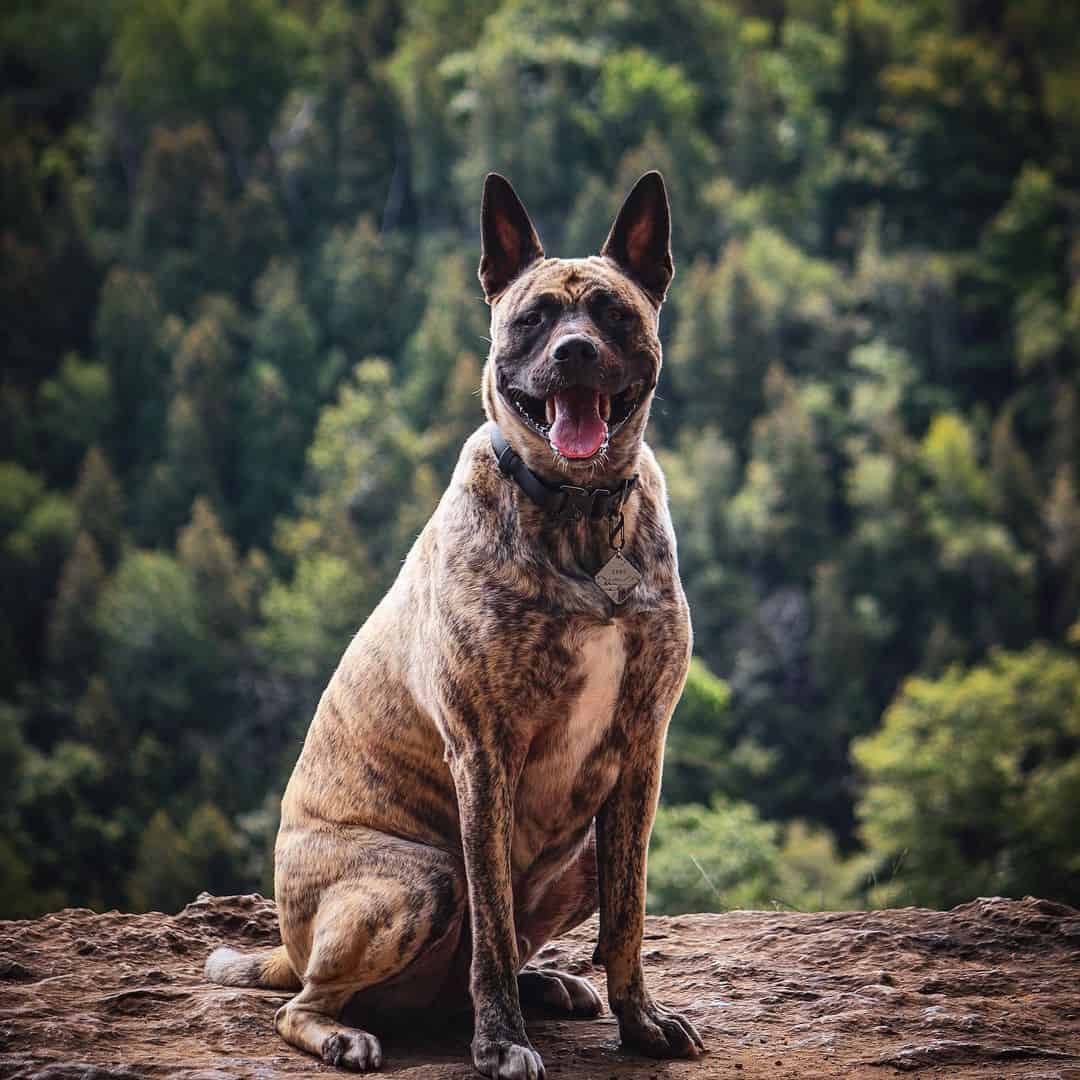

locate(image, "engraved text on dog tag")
[[594, 551, 642, 604]]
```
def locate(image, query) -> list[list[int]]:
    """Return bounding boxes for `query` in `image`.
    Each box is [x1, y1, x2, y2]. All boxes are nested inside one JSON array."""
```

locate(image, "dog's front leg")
[[449, 742, 543, 1080], [595, 738, 706, 1060]]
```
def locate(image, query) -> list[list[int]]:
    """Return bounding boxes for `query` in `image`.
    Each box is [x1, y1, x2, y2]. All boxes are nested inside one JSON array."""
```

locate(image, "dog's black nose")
[[552, 335, 599, 366]]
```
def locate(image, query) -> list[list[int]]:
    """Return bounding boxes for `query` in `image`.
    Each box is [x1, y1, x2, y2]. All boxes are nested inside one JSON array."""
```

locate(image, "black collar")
[[490, 425, 637, 524]]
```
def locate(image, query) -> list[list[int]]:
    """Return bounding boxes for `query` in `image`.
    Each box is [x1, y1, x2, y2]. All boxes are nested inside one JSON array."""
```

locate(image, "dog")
[[205, 171, 704, 1080]]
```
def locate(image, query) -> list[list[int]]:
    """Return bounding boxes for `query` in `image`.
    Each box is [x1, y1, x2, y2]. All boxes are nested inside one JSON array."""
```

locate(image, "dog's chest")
[[512, 622, 626, 868]]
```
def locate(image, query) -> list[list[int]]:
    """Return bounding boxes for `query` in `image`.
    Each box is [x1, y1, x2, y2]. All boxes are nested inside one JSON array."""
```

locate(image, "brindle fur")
[[205, 172, 704, 1079]]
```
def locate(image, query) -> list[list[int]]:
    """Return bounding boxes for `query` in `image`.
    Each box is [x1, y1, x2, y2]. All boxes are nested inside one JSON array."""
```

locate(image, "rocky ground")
[[1, 894, 1079, 1079]]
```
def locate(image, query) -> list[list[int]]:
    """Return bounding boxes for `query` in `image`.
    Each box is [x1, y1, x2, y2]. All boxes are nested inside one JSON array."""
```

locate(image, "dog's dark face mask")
[[479, 172, 673, 481]]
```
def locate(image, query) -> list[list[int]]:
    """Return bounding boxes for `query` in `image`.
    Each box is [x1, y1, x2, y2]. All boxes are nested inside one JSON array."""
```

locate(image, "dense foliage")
[[2, 0, 1079, 918]]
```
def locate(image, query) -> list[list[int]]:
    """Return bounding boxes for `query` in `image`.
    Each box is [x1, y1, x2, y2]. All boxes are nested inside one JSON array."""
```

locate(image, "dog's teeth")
[[600, 395, 611, 422], [545, 398, 556, 425]]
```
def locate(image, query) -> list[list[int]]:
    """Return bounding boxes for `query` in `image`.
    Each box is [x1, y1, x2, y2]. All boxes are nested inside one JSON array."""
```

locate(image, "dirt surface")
[[1, 894, 1079, 1079]]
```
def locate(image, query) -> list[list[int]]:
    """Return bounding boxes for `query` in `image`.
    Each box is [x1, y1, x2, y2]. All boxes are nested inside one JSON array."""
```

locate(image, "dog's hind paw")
[[321, 1028, 383, 1071], [518, 968, 602, 1018]]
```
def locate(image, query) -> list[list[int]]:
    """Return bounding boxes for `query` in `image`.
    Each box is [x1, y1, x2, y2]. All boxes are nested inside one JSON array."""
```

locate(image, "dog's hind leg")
[[276, 978, 383, 1070], [274, 832, 466, 1072]]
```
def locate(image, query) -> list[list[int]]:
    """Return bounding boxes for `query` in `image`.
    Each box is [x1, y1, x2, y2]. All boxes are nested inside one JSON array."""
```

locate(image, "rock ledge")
[[2, 895, 1079, 1078]]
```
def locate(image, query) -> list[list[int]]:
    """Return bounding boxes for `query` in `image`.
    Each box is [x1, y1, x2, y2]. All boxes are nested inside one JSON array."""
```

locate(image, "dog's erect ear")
[[479, 173, 544, 302], [600, 171, 674, 304]]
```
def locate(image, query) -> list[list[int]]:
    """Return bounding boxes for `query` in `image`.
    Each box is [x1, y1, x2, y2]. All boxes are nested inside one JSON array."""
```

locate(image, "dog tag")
[[594, 551, 642, 604]]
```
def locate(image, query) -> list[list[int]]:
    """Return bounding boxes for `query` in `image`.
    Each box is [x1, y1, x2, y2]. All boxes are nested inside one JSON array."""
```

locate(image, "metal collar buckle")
[[553, 484, 626, 523], [553, 486, 590, 522]]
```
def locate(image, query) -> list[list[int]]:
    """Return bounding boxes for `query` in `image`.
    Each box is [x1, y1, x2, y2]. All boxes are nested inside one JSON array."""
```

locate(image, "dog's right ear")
[[479, 173, 544, 302]]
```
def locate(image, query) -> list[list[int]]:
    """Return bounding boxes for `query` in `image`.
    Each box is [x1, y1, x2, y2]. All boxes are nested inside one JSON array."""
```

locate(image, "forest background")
[[3, 0, 1079, 919]]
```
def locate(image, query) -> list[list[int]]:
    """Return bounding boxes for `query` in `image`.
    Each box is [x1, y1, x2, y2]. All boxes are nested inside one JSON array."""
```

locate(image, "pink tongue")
[[549, 387, 607, 459]]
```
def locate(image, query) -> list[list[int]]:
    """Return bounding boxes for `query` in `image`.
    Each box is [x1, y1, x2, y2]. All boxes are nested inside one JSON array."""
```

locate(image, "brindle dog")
[[205, 172, 704, 1079]]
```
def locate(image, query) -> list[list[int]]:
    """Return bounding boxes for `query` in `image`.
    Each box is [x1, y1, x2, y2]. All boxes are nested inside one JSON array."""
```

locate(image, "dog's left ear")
[[601, 171, 674, 305], [479, 173, 545, 302]]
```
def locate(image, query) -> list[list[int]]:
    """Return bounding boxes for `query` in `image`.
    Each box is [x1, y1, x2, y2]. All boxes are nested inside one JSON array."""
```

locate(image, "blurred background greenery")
[[2, 0, 1079, 919]]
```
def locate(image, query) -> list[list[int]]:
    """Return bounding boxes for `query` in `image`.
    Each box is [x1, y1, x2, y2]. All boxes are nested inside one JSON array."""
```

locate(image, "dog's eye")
[[606, 307, 627, 324], [518, 310, 544, 328]]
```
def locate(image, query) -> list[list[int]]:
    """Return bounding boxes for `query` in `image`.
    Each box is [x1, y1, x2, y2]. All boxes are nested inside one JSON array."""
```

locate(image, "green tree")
[[141, 310, 240, 539], [1, 466, 77, 693], [312, 217, 405, 363], [234, 361, 306, 548], [662, 658, 775, 807], [648, 797, 867, 914], [177, 498, 253, 645], [127, 809, 197, 913], [1044, 465, 1080, 637], [47, 531, 106, 681], [227, 179, 289, 300], [0, 703, 62, 916], [130, 125, 230, 310], [918, 412, 1035, 651], [729, 365, 832, 581], [16, 737, 123, 910], [400, 251, 488, 429], [96, 551, 212, 734], [256, 552, 369, 686], [274, 0, 399, 229], [666, 244, 776, 452], [36, 355, 112, 481], [185, 801, 245, 898], [659, 429, 750, 673], [72, 447, 126, 567], [112, 0, 309, 153], [879, 20, 1049, 249], [278, 359, 439, 593], [93, 269, 169, 475], [854, 644, 1080, 908]]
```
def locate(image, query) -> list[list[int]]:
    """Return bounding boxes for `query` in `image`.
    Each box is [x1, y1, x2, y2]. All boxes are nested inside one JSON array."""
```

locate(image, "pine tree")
[[313, 216, 401, 363], [72, 448, 125, 567], [234, 362, 305, 548], [47, 531, 105, 680], [251, 259, 320, 398], [96, 551, 210, 734], [75, 676, 126, 757], [429, 351, 484, 476], [130, 124, 230, 310], [401, 252, 489, 429], [185, 802, 244, 898], [126, 810, 196, 914], [177, 498, 251, 644], [1044, 466, 1080, 636], [36, 354, 113, 481], [989, 406, 1042, 551], [93, 269, 168, 474]]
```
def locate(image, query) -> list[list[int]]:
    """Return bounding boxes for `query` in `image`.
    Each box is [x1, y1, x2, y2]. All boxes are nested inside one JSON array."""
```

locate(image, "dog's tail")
[[204, 944, 301, 991]]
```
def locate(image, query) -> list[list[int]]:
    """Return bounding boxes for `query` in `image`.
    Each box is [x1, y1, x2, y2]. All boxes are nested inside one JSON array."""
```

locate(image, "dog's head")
[[479, 172, 673, 481]]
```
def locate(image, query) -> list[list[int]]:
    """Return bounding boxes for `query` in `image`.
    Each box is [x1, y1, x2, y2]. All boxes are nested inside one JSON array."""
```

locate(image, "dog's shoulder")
[[421, 423, 546, 609], [446, 423, 509, 513], [626, 442, 680, 566], [434, 423, 520, 560]]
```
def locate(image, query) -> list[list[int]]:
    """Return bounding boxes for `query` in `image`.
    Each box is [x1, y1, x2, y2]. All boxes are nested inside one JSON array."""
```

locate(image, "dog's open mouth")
[[508, 381, 647, 460]]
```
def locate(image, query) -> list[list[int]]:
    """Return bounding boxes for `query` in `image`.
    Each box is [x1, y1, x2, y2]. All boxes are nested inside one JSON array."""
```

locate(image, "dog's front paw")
[[472, 1033, 546, 1080], [616, 997, 705, 1060]]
